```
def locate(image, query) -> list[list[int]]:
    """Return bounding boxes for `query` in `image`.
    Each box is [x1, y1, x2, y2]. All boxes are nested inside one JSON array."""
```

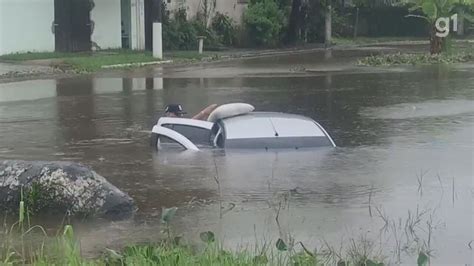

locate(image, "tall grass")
[[0, 203, 430, 266], [1, 178, 438, 266]]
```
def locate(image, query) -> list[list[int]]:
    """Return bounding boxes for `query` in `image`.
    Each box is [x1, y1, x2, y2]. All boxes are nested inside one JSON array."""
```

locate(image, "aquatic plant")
[[357, 50, 474, 66]]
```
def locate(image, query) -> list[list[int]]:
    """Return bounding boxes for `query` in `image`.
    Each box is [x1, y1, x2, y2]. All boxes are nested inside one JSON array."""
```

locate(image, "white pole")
[[153, 22, 163, 59], [198, 38, 204, 54]]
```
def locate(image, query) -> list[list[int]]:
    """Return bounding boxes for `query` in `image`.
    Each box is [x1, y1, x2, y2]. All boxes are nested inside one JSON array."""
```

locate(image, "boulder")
[[0, 160, 135, 219]]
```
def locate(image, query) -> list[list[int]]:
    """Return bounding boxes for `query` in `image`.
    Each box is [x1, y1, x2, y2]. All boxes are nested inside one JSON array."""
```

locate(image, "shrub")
[[162, 8, 230, 50], [243, 0, 285, 47], [211, 13, 236, 46]]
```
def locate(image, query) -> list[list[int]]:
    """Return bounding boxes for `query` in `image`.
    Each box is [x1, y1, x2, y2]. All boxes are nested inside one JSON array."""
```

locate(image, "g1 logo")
[[435, 14, 458, 37]]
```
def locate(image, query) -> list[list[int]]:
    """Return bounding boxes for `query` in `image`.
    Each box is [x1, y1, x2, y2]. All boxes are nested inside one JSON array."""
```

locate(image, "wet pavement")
[[0, 47, 473, 264]]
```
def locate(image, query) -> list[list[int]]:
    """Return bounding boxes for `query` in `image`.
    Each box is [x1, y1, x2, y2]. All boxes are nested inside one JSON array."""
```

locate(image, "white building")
[[0, 0, 147, 55], [0, 0, 247, 56]]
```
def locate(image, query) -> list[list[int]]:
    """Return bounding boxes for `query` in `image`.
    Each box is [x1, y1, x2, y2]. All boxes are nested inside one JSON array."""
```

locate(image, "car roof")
[[220, 112, 329, 140], [222, 112, 315, 121]]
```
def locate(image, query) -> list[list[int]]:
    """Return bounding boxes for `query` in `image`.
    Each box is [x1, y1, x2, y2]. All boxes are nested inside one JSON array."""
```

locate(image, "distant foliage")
[[163, 8, 198, 50], [211, 13, 236, 46], [243, 0, 285, 47], [162, 8, 232, 50], [357, 51, 474, 66]]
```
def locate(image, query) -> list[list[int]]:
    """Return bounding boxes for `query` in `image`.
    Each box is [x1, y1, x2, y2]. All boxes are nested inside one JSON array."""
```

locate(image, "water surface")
[[0, 48, 473, 263]]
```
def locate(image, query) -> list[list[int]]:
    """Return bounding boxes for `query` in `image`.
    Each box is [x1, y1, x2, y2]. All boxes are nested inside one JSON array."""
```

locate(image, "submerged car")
[[151, 104, 336, 151]]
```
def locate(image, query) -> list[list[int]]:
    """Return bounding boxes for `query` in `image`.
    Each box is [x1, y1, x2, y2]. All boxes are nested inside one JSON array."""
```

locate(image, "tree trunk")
[[287, 0, 302, 44], [430, 24, 443, 54], [457, 10, 464, 36], [325, 2, 332, 47], [353, 7, 359, 38]]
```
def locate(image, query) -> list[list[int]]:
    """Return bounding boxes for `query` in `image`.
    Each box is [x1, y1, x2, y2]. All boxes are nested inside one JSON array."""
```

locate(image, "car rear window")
[[223, 116, 325, 139]]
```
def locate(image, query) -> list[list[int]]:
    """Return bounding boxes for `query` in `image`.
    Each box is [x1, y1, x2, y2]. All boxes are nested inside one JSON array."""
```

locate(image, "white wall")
[[0, 0, 55, 55], [91, 0, 122, 49]]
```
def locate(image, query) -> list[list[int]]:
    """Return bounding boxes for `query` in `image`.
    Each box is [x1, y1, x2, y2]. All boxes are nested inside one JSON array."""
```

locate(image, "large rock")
[[0, 160, 135, 219]]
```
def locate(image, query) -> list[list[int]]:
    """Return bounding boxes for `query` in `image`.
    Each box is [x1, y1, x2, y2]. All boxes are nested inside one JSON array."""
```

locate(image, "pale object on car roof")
[[207, 103, 255, 123]]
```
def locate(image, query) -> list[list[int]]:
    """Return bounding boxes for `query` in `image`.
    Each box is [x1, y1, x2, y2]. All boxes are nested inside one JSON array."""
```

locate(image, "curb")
[[101, 60, 173, 69]]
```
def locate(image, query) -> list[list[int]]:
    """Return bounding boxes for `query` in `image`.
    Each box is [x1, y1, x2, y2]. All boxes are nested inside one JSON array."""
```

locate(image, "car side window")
[[158, 135, 185, 150], [162, 124, 211, 146]]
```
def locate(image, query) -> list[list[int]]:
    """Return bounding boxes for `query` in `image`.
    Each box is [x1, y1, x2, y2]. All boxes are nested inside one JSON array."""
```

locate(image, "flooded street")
[[1, 48, 473, 264]]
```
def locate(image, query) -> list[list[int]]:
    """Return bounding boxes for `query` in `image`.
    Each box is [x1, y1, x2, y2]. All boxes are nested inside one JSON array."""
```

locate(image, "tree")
[[243, 0, 285, 46], [287, 0, 303, 44], [405, 0, 474, 54], [324, 0, 332, 47]]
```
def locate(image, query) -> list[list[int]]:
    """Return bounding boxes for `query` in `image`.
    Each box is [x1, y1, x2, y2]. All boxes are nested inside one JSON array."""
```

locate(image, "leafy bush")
[[243, 0, 285, 47], [333, 8, 354, 37], [162, 8, 198, 50], [162, 8, 230, 50], [357, 51, 474, 66], [211, 13, 236, 46]]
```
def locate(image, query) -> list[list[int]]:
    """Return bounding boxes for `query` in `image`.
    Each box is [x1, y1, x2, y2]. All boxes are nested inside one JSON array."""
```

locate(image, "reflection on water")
[[0, 50, 473, 264]]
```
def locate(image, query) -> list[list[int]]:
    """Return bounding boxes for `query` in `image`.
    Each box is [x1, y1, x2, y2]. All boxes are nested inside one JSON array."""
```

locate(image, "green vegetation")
[[0, 50, 158, 72], [0, 52, 80, 61], [404, 0, 474, 54], [62, 53, 157, 72], [162, 6, 234, 50], [358, 44, 474, 66], [333, 37, 427, 45], [243, 0, 286, 47], [0, 50, 221, 73], [1, 197, 436, 266], [358, 51, 473, 66]]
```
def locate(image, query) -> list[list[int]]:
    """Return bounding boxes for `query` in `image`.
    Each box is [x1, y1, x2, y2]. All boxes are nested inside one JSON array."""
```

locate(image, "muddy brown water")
[[0, 48, 473, 263]]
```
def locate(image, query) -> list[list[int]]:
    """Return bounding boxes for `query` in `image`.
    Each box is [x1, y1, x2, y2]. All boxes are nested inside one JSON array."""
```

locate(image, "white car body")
[[151, 112, 336, 151]]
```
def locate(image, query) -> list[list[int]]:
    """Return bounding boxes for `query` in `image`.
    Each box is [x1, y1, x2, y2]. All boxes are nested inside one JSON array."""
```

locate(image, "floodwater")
[[0, 47, 473, 264]]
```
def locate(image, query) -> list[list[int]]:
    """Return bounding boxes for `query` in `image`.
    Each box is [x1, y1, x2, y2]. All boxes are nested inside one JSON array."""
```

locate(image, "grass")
[[0, 197, 433, 266], [357, 51, 474, 66], [63, 53, 158, 72], [165, 51, 215, 60], [333, 37, 427, 46], [357, 42, 474, 66], [333, 36, 474, 46], [0, 49, 219, 73]]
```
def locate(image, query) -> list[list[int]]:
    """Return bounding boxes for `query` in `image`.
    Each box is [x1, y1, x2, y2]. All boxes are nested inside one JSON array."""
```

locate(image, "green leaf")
[[417, 251, 429, 266], [253, 255, 268, 264], [63, 225, 74, 240], [462, 12, 474, 22], [422, 2, 437, 19], [173, 236, 183, 246], [366, 259, 384, 266], [105, 248, 123, 260], [276, 238, 287, 251], [19, 201, 24, 224], [199, 231, 215, 243], [337, 260, 347, 266], [161, 207, 178, 224]]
